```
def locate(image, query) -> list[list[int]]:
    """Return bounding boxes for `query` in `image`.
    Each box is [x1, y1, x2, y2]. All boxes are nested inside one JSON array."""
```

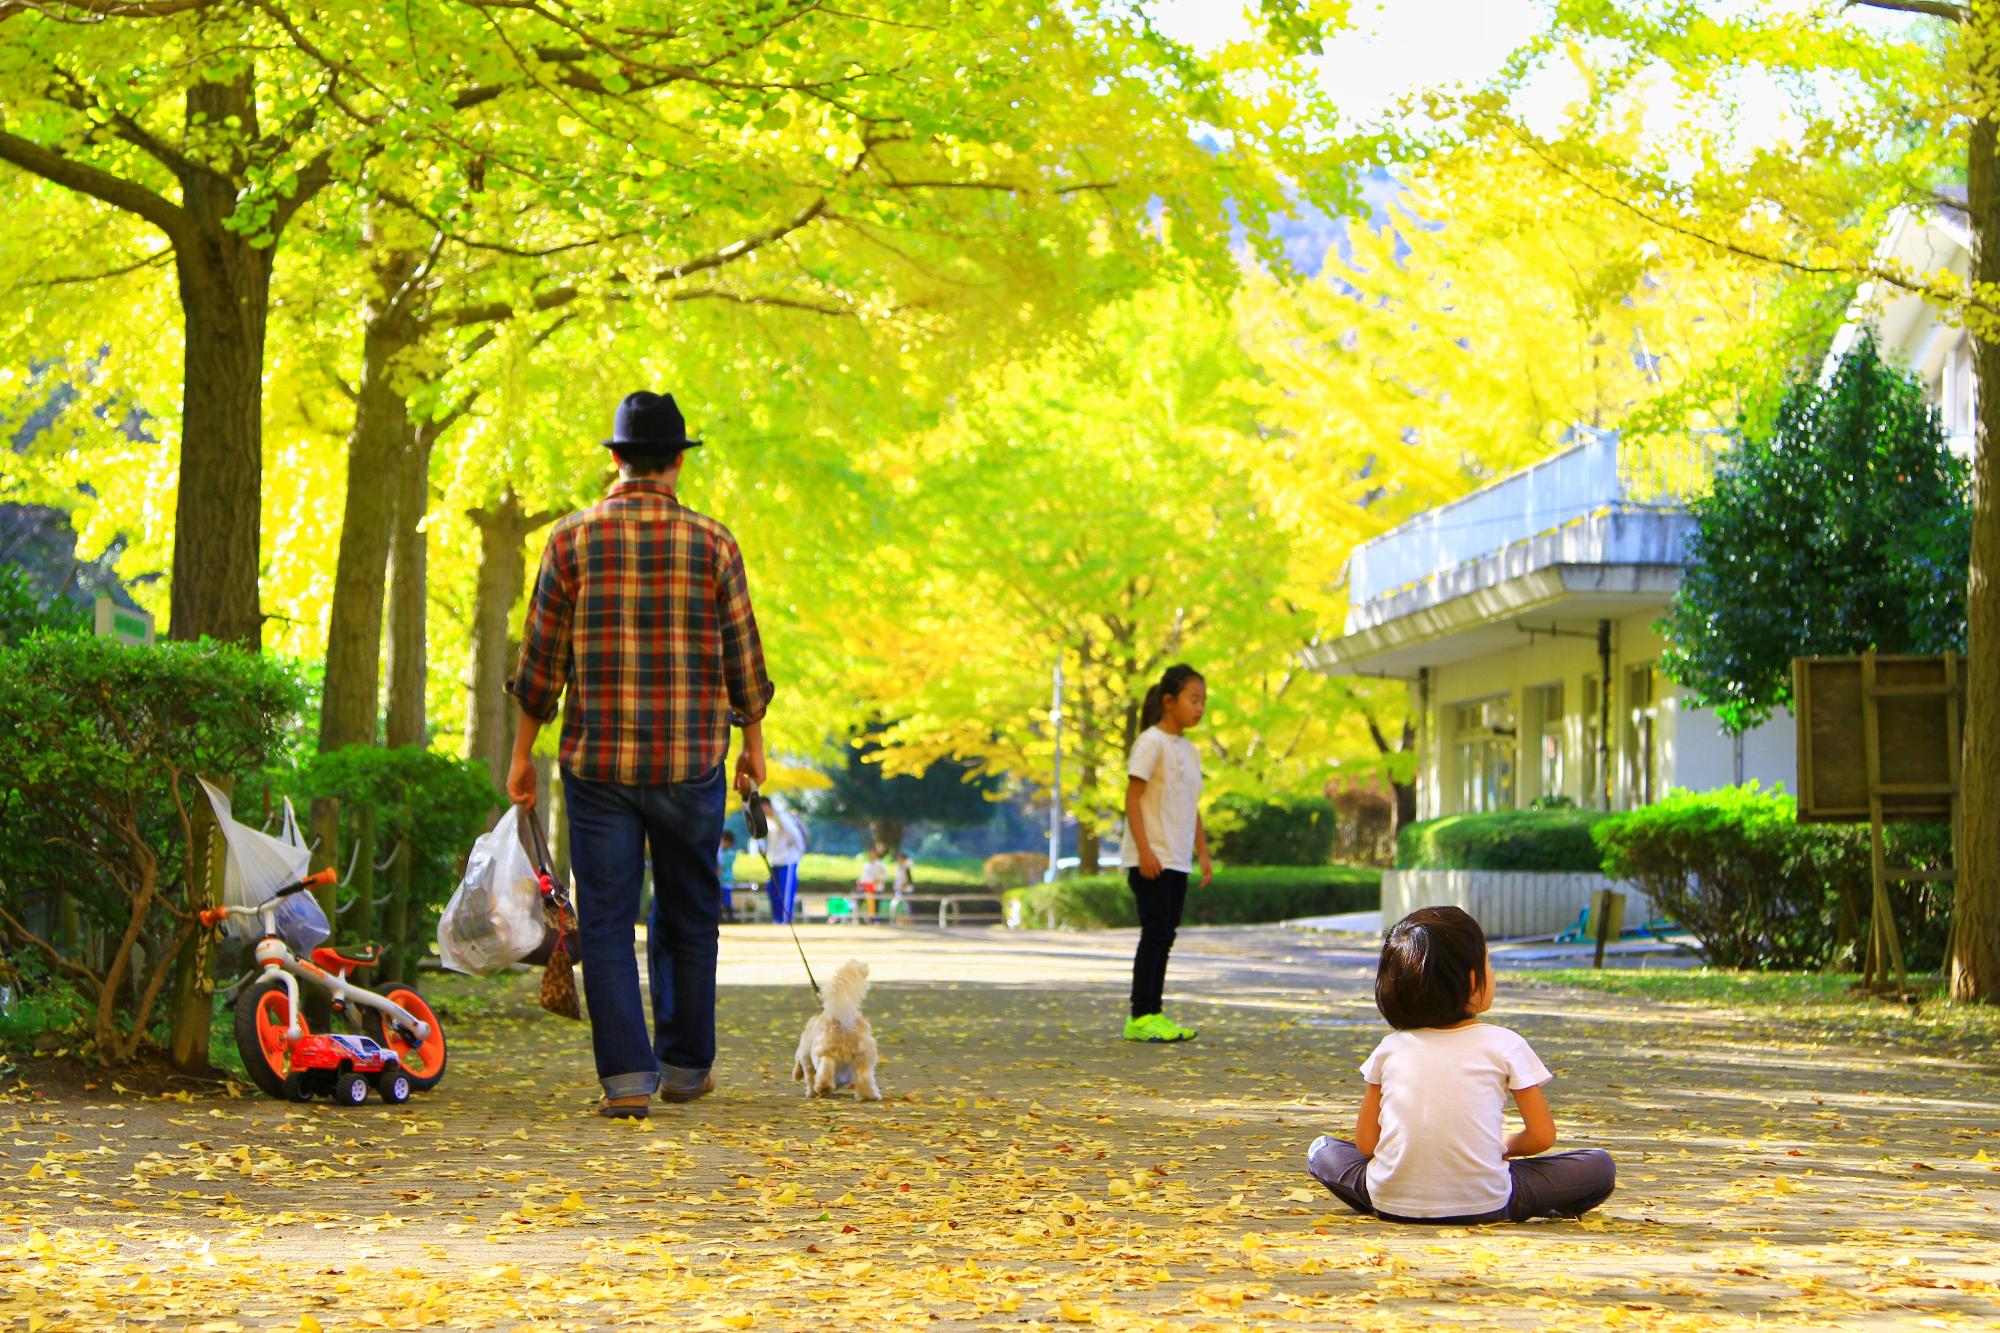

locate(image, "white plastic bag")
[[199, 780, 333, 953], [438, 806, 546, 975]]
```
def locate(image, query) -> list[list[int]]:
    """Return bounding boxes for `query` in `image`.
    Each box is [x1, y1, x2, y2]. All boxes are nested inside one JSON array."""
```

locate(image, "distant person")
[[858, 847, 887, 919], [890, 852, 916, 921], [761, 796, 808, 924], [1120, 663, 1210, 1044], [718, 830, 740, 923], [1306, 906, 1616, 1224]]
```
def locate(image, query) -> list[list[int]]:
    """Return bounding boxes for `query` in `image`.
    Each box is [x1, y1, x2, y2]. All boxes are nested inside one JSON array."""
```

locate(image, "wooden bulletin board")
[[1793, 654, 1963, 824]]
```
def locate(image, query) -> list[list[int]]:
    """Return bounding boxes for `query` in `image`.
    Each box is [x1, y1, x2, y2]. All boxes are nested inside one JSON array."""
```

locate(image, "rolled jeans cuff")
[[602, 1070, 661, 1099], [660, 1063, 710, 1095]]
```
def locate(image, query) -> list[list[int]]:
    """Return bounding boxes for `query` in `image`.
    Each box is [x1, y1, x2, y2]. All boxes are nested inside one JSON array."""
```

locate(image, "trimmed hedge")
[[1005, 865, 1381, 930], [1594, 785, 1952, 971], [1210, 796, 1338, 866], [1396, 810, 1613, 873]]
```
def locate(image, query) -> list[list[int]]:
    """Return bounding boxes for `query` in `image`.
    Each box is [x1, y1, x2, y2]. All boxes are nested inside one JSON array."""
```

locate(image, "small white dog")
[[792, 959, 881, 1101]]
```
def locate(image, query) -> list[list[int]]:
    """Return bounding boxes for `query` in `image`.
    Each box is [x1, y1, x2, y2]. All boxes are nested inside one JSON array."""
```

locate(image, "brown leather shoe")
[[598, 1095, 651, 1119], [657, 1074, 715, 1104]]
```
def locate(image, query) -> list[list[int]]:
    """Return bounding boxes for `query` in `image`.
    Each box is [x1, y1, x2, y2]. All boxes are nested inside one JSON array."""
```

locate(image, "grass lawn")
[[790, 852, 984, 893], [1530, 966, 2000, 1052]]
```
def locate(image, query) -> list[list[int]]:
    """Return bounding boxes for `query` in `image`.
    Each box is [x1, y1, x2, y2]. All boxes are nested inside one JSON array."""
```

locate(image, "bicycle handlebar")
[[198, 868, 338, 928]]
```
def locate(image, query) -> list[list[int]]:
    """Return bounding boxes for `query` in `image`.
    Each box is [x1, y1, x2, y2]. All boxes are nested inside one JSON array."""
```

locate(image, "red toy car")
[[283, 1033, 414, 1105]]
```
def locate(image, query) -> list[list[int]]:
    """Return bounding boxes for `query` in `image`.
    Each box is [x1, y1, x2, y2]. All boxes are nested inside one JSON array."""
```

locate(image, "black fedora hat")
[[602, 391, 703, 454]]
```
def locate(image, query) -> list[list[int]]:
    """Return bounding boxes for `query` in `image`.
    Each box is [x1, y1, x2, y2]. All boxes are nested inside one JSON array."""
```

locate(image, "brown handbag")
[[523, 808, 582, 1021]]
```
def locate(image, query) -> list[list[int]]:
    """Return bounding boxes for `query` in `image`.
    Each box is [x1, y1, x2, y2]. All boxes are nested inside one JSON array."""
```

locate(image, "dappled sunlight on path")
[[2, 925, 1996, 1329]]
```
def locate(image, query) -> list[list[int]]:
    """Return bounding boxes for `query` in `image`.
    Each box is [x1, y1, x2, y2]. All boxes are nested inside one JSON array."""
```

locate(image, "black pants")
[[1128, 868, 1189, 1018]]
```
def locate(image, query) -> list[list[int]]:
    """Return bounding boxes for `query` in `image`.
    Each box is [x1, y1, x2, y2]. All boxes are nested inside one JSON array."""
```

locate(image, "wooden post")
[[1858, 654, 1909, 994], [383, 838, 412, 983], [168, 776, 229, 1072], [1590, 889, 1625, 970], [306, 796, 341, 1031]]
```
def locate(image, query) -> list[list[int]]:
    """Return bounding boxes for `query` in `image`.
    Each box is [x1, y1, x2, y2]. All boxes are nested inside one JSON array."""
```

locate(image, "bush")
[[0, 633, 304, 1062], [1006, 865, 1381, 930], [1397, 810, 1612, 873], [983, 851, 1049, 888], [1592, 785, 1953, 971], [1211, 796, 1338, 866]]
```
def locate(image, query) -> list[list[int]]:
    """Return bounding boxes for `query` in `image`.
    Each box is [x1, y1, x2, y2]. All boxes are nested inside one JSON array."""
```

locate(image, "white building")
[[1304, 431, 1795, 819], [1307, 196, 1976, 820]]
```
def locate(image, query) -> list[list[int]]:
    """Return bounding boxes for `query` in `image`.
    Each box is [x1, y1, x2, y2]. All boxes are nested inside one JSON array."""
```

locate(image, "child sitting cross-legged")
[[1307, 906, 1615, 1224]]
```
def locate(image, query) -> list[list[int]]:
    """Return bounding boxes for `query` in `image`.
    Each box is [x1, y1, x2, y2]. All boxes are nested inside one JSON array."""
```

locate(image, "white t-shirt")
[[764, 810, 808, 867], [1119, 726, 1202, 874], [1359, 1024, 1552, 1219]]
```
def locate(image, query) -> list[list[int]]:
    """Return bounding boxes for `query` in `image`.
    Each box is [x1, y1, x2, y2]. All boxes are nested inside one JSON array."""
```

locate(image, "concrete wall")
[[1382, 869, 1659, 941]]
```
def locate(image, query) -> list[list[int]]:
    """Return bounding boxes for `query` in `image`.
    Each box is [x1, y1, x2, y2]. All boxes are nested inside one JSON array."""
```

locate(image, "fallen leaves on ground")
[[2, 929, 1998, 1330]]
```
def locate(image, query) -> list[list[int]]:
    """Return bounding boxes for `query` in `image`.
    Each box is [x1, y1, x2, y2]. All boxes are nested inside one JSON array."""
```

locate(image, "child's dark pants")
[[1307, 1136, 1616, 1223], [1127, 868, 1189, 1018]]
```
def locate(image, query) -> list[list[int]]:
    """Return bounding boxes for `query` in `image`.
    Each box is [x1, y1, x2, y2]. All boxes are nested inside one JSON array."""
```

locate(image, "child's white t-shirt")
[[1359, 1023, 1552, 1218], [1119, 725, 1202, 874]]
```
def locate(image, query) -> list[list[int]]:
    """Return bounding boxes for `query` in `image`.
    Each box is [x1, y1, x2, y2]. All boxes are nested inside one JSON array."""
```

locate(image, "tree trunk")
[[384, 431, 433, 749], [1078, 824, 1101, 876], [868, 818, 905, 857], [168, 114, 271, 647], [1953, 102, 2000, 1003], [319, 246, 424, 752], [466, 492, 553, 793]]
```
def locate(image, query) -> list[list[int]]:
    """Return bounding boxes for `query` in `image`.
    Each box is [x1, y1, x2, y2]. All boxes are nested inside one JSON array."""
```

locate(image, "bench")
[[885, 892, 1008, 928]]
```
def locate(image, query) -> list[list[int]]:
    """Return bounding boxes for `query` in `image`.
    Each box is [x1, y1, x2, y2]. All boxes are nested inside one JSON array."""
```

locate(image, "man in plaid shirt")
[[506, 390, 772, 1118]]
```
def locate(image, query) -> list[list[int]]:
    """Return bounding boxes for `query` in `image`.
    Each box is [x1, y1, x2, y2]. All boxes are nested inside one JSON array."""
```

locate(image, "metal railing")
[[1348, 430, 1728, 606]]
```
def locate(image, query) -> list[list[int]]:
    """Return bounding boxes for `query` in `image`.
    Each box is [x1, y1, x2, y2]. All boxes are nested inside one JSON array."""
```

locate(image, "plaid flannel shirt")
[[507, 479, 773, 786]]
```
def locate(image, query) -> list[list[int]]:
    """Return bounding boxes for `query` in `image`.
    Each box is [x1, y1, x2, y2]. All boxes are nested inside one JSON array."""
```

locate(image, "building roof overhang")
[[1303, 563, 1684, 680]]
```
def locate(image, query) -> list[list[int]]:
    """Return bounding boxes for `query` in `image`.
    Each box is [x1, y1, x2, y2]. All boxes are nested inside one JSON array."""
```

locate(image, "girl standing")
[[1120, 663, 1210, 1043], [1306, 906, 1616, 1223]]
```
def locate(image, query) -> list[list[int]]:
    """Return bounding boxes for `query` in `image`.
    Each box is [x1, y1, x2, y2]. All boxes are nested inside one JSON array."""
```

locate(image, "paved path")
[[3, 924, 1998, 1330]]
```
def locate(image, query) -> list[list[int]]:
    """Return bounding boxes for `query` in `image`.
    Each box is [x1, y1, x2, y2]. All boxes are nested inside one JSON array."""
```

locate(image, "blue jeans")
[[562, 765, 726, 1099], [766, 864, 800, 924]]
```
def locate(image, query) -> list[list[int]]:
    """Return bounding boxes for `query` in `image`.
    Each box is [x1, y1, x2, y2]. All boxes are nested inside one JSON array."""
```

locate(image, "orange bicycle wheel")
[[363, 983, 447, 1091], [233, 978, 309, 1100]]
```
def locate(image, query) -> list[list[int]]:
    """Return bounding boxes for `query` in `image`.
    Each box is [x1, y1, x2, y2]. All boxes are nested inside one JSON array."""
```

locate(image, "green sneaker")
[[1123, 1013, 1196, 1043]]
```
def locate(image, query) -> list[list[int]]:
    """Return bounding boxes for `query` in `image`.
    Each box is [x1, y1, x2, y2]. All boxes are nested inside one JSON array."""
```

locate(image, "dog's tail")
[[823, 959, 869, 1027]]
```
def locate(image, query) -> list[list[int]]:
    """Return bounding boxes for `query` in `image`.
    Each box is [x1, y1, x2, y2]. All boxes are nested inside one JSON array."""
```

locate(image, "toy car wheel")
[[282, 1071, 311, 1102], [377, 1068, 412, 1104], [334, 1072, 369, 1106]]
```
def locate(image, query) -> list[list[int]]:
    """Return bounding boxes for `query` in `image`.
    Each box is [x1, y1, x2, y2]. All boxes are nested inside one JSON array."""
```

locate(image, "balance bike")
[[201, 872, 449, 1102]]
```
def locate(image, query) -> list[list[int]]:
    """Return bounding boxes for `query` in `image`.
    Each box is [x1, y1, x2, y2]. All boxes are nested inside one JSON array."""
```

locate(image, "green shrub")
[[0, 565, 86, 647], [1211, 796, 1338, 866], [1006, 865, 1381, 930], [0, 633, 304, 1062], [1592, 785, 1953, 971], [1396, 810, 1612, 873]]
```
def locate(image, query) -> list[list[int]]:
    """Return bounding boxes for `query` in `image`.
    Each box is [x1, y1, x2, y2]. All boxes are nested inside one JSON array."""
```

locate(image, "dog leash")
[[746, 783, 820, 1003]]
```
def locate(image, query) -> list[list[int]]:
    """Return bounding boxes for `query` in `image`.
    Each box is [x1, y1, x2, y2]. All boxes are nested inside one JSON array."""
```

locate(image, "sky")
[[1153, 0, 1555, 127]]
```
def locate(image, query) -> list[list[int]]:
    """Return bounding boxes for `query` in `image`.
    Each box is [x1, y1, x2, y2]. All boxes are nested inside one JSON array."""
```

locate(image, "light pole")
[[1046, 654, 1063, 883]]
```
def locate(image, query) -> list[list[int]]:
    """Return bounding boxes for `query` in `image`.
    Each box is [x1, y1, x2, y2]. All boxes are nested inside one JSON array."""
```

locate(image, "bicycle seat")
[[311, 945, 381, 972]]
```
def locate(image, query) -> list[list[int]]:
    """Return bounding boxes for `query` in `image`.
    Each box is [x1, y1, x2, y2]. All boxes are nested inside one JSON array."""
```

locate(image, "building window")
[[1454, 695, 1516, 813], [1624, 663, 1661, 807], [1525, 683, 1564, 802]]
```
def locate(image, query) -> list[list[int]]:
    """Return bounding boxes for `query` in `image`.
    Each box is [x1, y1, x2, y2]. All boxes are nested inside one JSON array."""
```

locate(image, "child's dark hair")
[[1375, 906, 1489, 1030], [720, 830, 736, 846], [1140, 663, 1204, 731]]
